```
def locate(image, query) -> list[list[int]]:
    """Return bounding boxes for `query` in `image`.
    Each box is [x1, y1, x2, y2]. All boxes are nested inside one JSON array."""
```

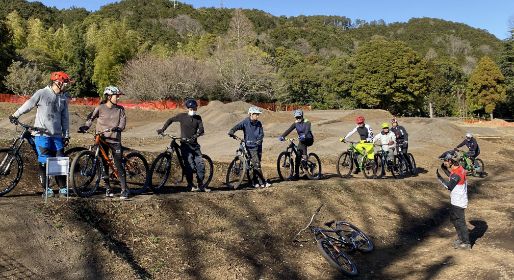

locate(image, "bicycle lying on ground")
[[70, 129, 149, 197], [373, 144, 404, 179], [276, 138, 322, 181], [0, 121, 85, 197], [336, 140, 376, 179], [225, 135, 258, 189], [149, 133, 213, 192], [439, 150, 485, 177], [293, 204, 374, 276]]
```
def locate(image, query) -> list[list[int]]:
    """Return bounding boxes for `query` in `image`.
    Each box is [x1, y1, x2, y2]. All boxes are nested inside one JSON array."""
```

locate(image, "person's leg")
[[110, 142, 127, 198], [180, 144, 196, 189], [99, 142, 113, 195], [192, 145, 207, 189], [50, 137, 68, 196], [453, 205, 470, 245], [34, 136, 54, 196], [249, 149, 265, 186]]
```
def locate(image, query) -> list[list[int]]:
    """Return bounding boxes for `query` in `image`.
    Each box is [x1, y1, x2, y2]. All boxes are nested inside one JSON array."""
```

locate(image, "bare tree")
[[164, 15, 204, 37], [227, 9, 256, 48], [5, 61, 47, 95]]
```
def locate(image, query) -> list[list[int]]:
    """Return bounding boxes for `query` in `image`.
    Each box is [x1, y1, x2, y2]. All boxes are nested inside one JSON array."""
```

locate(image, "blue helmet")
[[293, 109, 303, 118], [185, 99, 198, 109]]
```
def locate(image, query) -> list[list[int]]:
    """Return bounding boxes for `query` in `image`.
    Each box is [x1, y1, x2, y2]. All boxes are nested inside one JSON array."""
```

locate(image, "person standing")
[[436, 153, 471, 250], [9, 71, 71, 197], [157, 99, 210, 192]]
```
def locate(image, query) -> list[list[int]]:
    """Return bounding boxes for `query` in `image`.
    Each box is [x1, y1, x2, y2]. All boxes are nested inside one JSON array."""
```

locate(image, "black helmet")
[[185, 99, 198, 109]]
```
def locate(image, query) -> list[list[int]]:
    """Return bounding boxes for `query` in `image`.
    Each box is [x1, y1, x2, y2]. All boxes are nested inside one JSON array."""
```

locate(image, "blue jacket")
[[229, 117, 264, 149]]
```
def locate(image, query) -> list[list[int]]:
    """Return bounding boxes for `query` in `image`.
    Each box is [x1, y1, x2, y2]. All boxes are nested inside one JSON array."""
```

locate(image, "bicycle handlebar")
[[15, 121, 47, 133], [293, 204, 324, 243], [159, 133, 191, 142]]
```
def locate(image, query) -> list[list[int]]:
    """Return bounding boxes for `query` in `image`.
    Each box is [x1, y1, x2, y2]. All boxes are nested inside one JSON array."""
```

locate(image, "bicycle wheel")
[[149, 152, 172, 192], [362, 156, 376, 179], [407, 153, 417, 176], [226, 156, 246, 189], [124, 151, 149, 195], [70, 150, 100, 197], [336, 152, 353, 178], [197, 154, 214, 188], [374, 154, 385, 179], [391, 155, 404, 179], [305, 153, 322, 180], [0, 149, 23, 197], [276, 151, 293, 181], [316, 238, 358, 276], [473, 158, 485, 177], [64, 146, 87, 158], [336, 221, 374, 253]]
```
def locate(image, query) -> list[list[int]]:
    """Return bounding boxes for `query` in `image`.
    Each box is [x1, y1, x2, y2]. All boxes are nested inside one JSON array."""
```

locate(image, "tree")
[[0, 21, 16, 91], [467, 56, 506, 119], [427, 58, 466, 116], [497, 31, 514, 118], [5, 61, 47, 95], [5, 11, 27, 50], [351, 38, 431, 115], [227, 9, 257, 49]]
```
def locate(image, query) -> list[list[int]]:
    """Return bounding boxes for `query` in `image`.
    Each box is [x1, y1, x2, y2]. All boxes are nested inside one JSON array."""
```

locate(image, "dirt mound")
[[339, 109, 393, 123]]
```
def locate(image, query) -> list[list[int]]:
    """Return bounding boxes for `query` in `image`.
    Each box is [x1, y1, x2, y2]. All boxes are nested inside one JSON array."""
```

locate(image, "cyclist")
[[372, 122, 396, 164], [79, 86, 128, 199], [278, 109, 314, 180], [228, 106, 271, 188], [9, 71, 71, 198], [390, 118, 409, 153], [454, 133, 480, 168], [436, 153, 471, 250], [156, 99, 210, 192], [342, 116, 374, 174]]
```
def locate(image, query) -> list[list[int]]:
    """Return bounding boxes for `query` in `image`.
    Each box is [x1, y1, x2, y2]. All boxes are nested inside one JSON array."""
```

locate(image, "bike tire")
[[64, 146, 87, 158], [316, 238, 358, 276], [197, 154, 214, 188], [362, 156, 376, 179], [276, 151, 293, 181], [70, 150, 100, 197], [124, 151, 149, 195], [226, 156, 246, 189], [149, 152, 172, 192], [336, 152, 353, 178], [336, 221, 374, 253], [391, 155, 404, 179], [407, 153, 417, 176], [0, 149, 23, 197], [374, 154, 385, 179], [473, 158, 485, 178], [306, 153, 322, 180]]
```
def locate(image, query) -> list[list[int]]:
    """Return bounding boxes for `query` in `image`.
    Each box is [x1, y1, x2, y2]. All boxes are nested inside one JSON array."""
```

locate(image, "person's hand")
[[453, 148, 459, 151], [255, 139, 263, 146], [228, 133, 236, 139], [404, 141, 408, 144], [63, 137, 70, 147], [78, 126, 89, 133], [299, 134, 306, 141], [9, 115, 18, 125], [111, 127, 122, 132], [156, 128, 164, 135], [278, 136, 285, 141], [388, 141, 394, 145], [339, 137, 346, 143]]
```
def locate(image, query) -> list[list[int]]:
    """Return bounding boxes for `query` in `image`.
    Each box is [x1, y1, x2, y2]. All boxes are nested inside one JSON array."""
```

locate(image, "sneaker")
[[254, 184, 261, 188], [190, 186, 200, 192], [42, 188, 54, 198], [58, 188, 68, 197], [120, 191, 129, 200], [452, 239, 463, 248], [456, 243, 471, 250], [105, 188, 114, 197], [264, 182, 272, 188], [200, 188, 211, 192]]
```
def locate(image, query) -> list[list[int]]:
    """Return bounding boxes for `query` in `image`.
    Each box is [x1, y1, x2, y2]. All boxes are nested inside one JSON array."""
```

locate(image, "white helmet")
[[465, 132, 473, 138], [248, 106, 262, 115]]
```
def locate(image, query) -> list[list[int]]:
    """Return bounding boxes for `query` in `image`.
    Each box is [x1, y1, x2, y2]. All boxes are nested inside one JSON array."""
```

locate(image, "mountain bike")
[[0, 121, 85, 197], [336, 141, 376, 179], [396, 143, 417, 176], [276, 138, 322, 181], [373, 144, 405, 179], [149, 133, 213, 192], [225, 135, 258, 189], [70, 129, 149, 197], [293, 204, 374, 276], [440, 149, 485, 177]]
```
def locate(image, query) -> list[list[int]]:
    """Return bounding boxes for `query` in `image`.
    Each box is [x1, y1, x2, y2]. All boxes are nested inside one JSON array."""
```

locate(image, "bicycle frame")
[[346, 142, 367, 169], [159, 134, 190, 175], [86, 130, 120, 180], [1, 123, 42, 174]]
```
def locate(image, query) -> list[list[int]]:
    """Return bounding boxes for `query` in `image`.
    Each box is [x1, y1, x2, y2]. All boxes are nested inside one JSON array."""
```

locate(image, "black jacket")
[[161, 113, 204, 144]]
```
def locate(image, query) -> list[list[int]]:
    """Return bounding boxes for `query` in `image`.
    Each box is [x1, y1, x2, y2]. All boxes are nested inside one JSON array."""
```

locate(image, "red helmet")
[[50, 71, 70, 83], [355, 116, 365, 124]]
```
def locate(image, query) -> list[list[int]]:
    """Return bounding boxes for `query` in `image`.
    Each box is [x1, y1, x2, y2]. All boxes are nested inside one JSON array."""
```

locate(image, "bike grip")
[[339, 137, 345, 142]]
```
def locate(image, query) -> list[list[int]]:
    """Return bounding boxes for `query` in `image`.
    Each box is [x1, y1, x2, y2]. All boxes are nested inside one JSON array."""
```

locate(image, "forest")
[[0, 0, 513, 118]]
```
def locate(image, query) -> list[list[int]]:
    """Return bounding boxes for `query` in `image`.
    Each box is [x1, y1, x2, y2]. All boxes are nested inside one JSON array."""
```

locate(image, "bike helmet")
[[391, 117, 398, 124], [293, 109, 303, 118], [465, 132, 473, 139], [381, 122, 389, 129], [185, 99, 198, 109], [104, 86, 123, 96], [355, 116, 365, 124], [442, 151, 458, 162], [50, 71, 70, 83], [248, 106, 262, 115]]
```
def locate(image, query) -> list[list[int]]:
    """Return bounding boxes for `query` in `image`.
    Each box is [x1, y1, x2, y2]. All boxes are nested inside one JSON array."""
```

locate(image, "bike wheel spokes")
[[200, 154, 214, 188], [168, 155, 183, 186], [473, 158, 485, 177], [336, 152, 352, 178], [149, 153, 172, 192], [374, 155, 385, 179], [337, 222, 374, 253], [392, 155, 404, 179], [306, 153, 322, 180], [0, 149, 23, 196], [362, 156, 376, 179], [70, 150, 100, 197], [277, 152, 293, 181], [317, 239, 358, 276], [124, 152, 149, 195], [407, 153, 418, 176], [226, 156, 246, 189]]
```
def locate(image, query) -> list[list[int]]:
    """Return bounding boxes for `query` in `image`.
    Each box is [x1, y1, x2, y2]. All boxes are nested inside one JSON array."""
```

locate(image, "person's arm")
[[160, 115, 179, 132], [281, 123, 296, 138], [195, 116, 205, 138], [401, 126, 408, 142], [62, 98, 70, 138], [228, 120, 245, 136], [12, 90, 42, 118], [367, 125, 374, 141], [84, 106, 100, 129], [344, 127, 357, 141], [436, 169, 461, 191], [390, 133, 396, 146], [455, 139, 466, 149], [117, 107, 126, 131]]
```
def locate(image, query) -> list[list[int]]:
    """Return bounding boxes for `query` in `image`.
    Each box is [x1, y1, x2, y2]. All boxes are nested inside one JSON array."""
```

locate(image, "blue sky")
[[35, 0, 514, 39]]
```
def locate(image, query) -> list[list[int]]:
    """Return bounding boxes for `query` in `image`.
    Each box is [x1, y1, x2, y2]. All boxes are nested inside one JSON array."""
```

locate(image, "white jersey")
[[373, 131, 396, 152]]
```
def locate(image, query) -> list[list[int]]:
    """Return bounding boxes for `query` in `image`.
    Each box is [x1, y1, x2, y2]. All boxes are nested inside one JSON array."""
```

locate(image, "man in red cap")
[[10, 71, 71, 197]]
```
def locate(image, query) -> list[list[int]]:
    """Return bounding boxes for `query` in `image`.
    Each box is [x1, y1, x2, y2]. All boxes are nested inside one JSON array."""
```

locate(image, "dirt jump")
[[0, 101, 513, 279]]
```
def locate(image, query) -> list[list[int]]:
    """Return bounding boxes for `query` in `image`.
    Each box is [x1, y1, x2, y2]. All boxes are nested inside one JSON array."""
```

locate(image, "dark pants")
[[180, 143, 205, 187], [295, 140, 311, 176], [248, 148, 265, 185], [450, 205, 470, 244], [100, 142, 126, 192]]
